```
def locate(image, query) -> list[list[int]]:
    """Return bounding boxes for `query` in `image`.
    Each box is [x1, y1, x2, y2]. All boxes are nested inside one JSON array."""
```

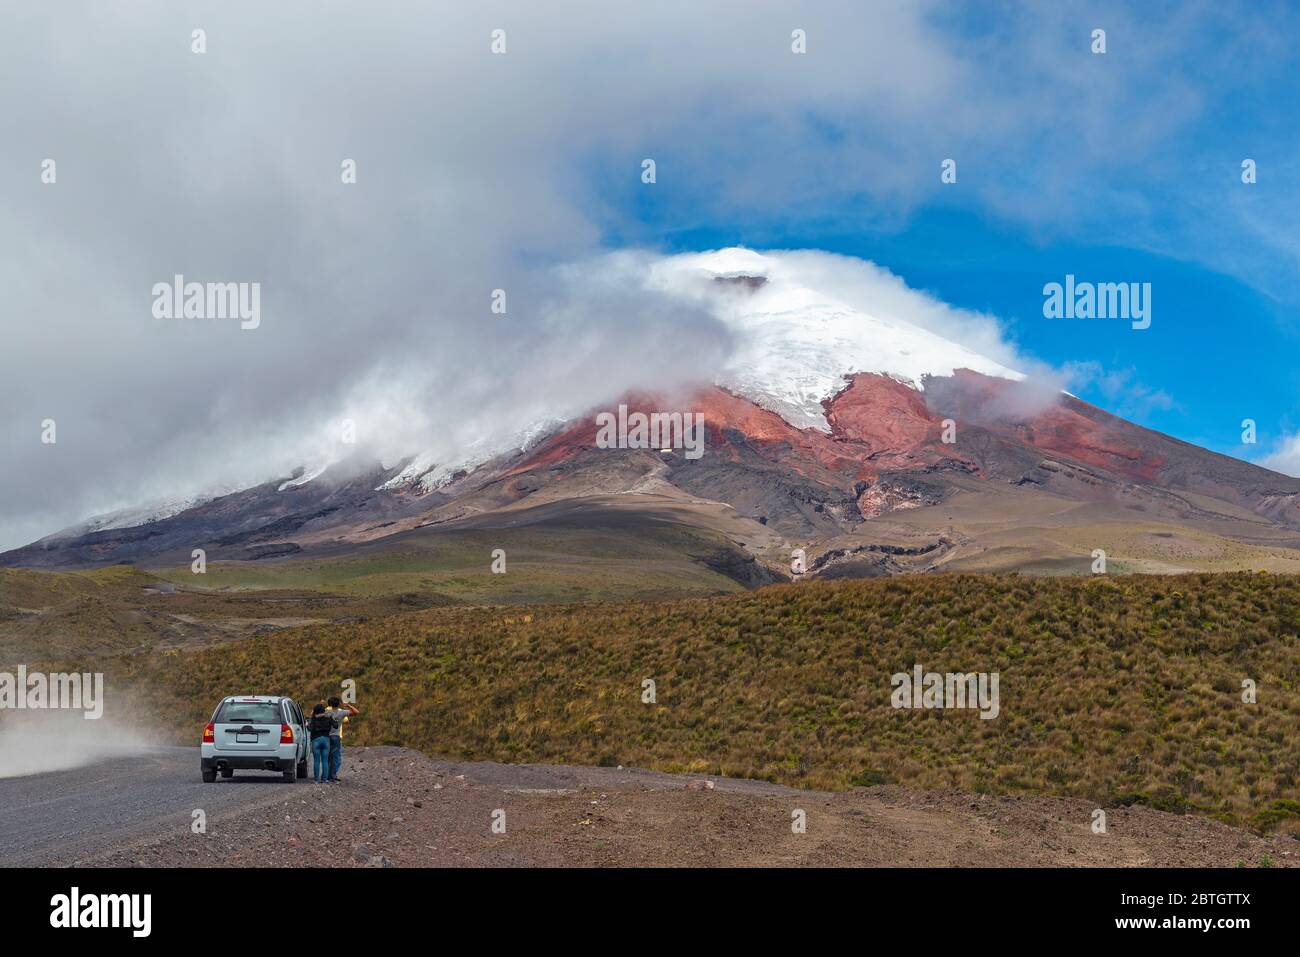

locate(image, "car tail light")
[[280, 723, 294, 744], [202, 723, 215, 743]]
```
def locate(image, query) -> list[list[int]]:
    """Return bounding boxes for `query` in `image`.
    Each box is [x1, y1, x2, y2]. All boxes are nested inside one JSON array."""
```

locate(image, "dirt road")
[[0, 746, 298, 866], [16, 746, 1293, 868]]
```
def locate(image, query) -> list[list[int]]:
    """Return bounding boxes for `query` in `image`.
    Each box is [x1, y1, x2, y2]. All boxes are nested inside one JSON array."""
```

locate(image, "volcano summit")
[[5, 250, 1300, 582]]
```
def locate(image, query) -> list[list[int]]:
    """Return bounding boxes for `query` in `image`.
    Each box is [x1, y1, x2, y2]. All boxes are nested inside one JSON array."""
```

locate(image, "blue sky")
[[667, 209, 1300, 463], [587, 0, 1300, 473], [4, 1, 1300, 551]]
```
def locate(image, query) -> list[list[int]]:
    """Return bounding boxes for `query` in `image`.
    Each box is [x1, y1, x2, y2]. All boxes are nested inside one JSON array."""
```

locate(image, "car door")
[[286, 699, 307, 762]]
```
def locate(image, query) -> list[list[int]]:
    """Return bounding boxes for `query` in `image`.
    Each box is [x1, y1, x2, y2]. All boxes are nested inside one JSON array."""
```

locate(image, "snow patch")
[[376, 416, 566, 493], [278, 462, 331, 491], [62, 484, 243, 537], [645, 248, 1023, 431]]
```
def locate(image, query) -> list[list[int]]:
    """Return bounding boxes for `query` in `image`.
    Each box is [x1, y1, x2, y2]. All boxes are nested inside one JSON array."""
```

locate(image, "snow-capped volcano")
[[360, 247, 1024, 492], [11, 245, 1298, 572], [646, 248, 1023, 431], [23, 248, 1034, 543]]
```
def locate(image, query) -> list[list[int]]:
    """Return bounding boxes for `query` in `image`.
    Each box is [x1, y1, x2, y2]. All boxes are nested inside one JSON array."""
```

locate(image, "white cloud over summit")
[[1, 1, 1293, 549]]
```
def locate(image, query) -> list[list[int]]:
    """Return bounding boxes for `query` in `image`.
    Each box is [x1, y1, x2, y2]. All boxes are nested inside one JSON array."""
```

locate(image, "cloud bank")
[[2, 1, 1296, 549]]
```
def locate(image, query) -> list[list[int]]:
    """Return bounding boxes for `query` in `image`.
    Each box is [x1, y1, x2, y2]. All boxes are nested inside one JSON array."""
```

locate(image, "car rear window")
[[215, 700, 283, 725]]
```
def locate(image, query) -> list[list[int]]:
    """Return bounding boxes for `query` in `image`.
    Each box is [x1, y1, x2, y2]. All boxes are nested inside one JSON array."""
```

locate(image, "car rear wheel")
[[201, 768, 217, 783], [220, 767, 233, 779], [282, 763, 296, 783], [297, 757, 308, 779]]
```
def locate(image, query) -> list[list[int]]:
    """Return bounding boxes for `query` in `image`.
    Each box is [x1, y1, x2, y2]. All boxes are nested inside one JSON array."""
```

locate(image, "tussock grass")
[[104, 572, 1300, 827]]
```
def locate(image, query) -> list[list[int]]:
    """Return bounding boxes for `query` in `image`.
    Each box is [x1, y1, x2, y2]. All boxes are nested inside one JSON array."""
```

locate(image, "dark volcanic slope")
[[4, 370, 1299, 571], [924, 371, 1300, 526], [0, 461, 429, 569]]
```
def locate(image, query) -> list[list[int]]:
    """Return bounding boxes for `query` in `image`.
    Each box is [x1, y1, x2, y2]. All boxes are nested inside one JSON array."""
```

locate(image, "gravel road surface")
[[4, 746, 1297, 868]]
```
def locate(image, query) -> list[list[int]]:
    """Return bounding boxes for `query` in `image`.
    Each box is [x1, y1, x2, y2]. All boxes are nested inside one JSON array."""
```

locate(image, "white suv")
[[200, 695, 309, 782]]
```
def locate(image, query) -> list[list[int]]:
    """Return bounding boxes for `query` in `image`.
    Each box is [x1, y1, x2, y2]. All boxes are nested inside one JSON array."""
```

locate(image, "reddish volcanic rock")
[[504, 387, 865, 481], [1008, 405, 1165, 483], [824, 373, 935, 447], [926, 370, 1166, 484], [823, 373, 975, 473], [497, 421, 593, 478], [687, 387, 862, 477], [494, 368, 1186, 526], [506, 374, 984, 490], [9, 363, 1300, 573]]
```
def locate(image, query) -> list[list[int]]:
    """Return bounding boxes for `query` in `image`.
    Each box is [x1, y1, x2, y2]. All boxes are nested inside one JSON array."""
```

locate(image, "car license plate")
[[237, 732, 258, 743]]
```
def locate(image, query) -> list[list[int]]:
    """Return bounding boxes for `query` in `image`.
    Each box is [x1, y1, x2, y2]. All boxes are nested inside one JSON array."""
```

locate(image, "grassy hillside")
[[102, 572, 1300, 829], [0, 565, 451, 662], [144, 524, 757, 601], [0, 524, 755, 662]]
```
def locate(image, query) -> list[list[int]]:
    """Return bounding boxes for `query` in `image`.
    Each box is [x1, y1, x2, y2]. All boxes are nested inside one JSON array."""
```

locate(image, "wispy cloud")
[[1258, 432, 1300, 478], [1062, 362, 1178, 423], [1, 1, 1296, 549]]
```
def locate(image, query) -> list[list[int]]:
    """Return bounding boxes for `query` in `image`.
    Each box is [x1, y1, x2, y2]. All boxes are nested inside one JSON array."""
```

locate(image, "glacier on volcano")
[[645, 247, 1023, 431], [65, 247, 1029, 529], [382, 247, 1024, 490]]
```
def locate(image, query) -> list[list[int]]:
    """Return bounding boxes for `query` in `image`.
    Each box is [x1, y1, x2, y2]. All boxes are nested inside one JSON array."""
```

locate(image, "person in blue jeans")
[[325, 696, 360, 783], [308, 703, 334, 783]]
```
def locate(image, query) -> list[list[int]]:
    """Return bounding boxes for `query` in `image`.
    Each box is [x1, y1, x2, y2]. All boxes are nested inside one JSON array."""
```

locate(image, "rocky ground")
[[68, 747, 1298, 868]]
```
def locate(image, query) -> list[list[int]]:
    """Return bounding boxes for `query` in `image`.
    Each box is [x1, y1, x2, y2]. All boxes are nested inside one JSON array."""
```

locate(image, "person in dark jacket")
[[308, 703, 334, 783]]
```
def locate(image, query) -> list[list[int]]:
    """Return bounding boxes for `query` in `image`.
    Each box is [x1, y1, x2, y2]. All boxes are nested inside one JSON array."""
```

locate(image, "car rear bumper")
[[202, 755, 296, 772]]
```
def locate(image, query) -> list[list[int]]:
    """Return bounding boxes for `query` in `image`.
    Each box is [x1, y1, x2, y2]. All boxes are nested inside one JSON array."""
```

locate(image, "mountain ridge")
[[5, 366, 1299, 576], [5, 248, 1299, 575]]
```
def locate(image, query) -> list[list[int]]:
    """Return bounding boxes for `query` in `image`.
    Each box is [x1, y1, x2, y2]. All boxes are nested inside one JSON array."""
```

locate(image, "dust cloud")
[[0, 711, 158, 779]]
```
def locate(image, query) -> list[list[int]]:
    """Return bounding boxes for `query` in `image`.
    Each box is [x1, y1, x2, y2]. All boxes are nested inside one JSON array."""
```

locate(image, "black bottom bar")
[[1, 866, 1286, 943]]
